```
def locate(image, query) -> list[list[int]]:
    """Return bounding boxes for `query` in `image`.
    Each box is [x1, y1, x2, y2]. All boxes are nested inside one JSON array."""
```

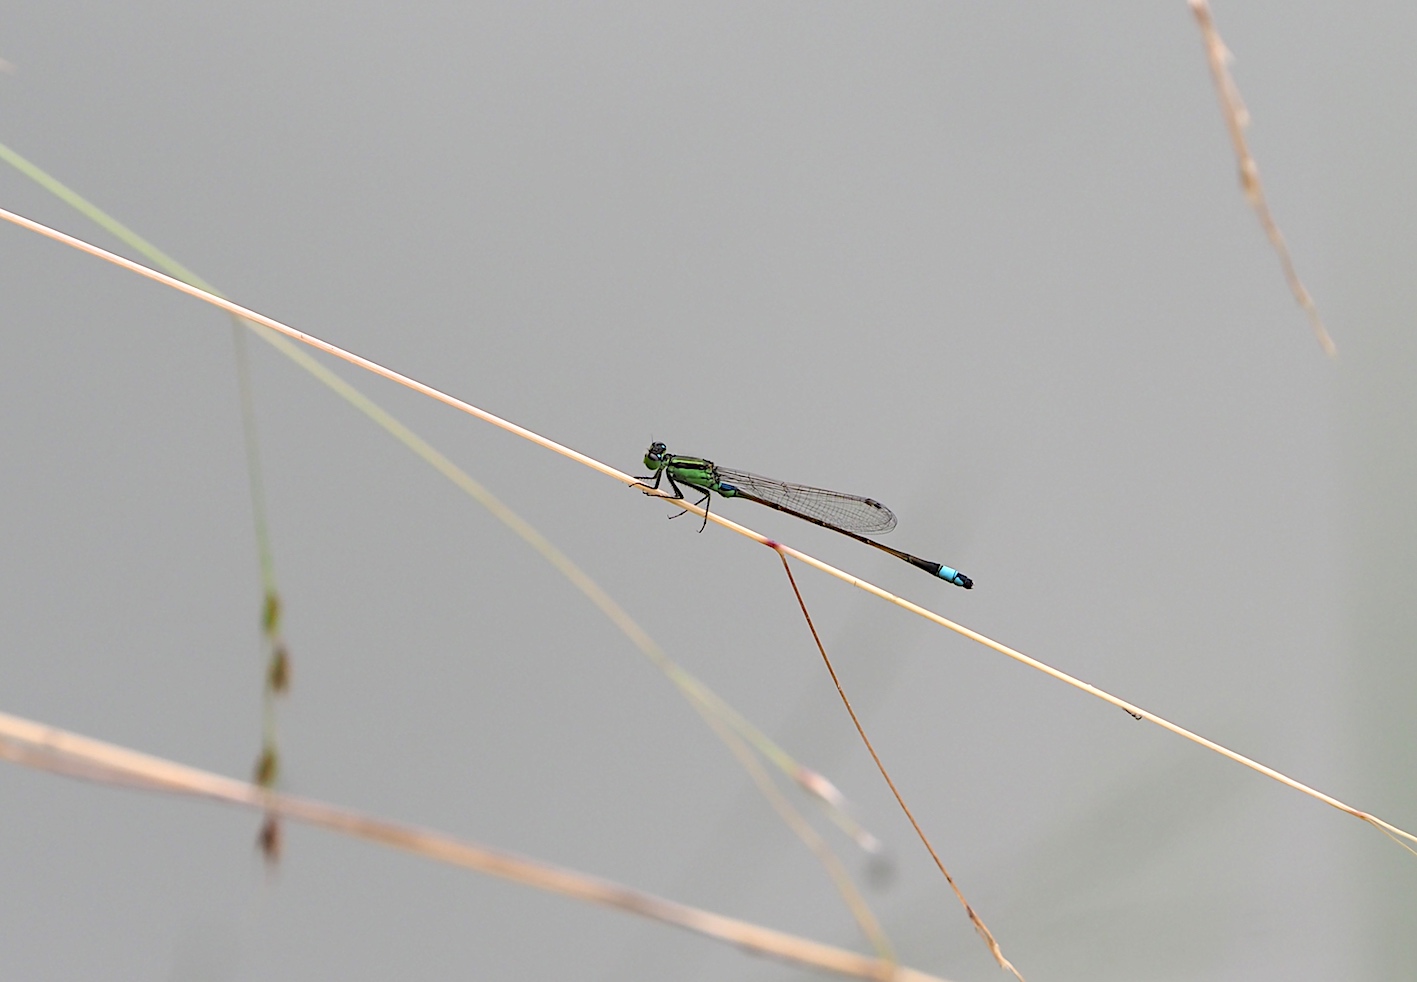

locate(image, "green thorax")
[[665, 455, 725, 493], [643, 443, 735, 496]]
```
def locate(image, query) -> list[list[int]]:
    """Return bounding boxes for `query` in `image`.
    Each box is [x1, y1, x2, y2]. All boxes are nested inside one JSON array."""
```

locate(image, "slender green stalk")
[[0, 140, 293, 858], [0, 143, 889, 899]]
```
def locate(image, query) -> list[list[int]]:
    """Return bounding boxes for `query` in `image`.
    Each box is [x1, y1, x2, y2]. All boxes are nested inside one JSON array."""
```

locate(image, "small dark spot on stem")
[[253, 747, 279, 787], [262, 591, 282, 633], [257, 815, 282, 865], [267, 646, 291, 694]]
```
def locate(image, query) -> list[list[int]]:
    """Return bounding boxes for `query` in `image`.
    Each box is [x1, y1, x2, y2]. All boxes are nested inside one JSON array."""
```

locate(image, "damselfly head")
[[644, 442, 669, 470]]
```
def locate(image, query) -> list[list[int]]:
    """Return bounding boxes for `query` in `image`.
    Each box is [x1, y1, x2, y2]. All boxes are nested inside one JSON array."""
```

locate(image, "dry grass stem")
[[3, 206, 1410, 854], [0, 149, 894, 921], [777, 552, 1024, 982], [0, 708, 948, 982], [1189, 0, 1336, 356]]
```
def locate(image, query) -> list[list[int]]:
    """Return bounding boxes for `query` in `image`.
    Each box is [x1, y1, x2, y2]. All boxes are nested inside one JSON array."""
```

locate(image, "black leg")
[[661, 472, 713, 530], [631, 467, 666, 494], [696, 490, 711, 532], [664, 472, 700, 521], [667, 489, 710, 527], [667, 489, 712, 529], [638, 469, 714, 529]]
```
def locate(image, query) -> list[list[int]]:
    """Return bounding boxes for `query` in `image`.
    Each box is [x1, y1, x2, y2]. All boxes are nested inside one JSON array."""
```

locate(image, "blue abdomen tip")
[[939, 566, 973, 589]]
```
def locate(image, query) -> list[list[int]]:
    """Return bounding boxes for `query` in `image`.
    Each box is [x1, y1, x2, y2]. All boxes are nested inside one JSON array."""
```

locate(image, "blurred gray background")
[[1, 3, 1413, 979]]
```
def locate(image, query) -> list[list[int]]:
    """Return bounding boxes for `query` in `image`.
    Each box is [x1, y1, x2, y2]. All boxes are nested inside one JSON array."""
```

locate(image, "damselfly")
[[636, 442, 972, 588]]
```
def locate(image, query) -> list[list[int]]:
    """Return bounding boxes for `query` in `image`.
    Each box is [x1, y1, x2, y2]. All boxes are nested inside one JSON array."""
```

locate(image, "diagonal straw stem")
[[2, 205, 1411, 855], [0, 158, 893, 939]]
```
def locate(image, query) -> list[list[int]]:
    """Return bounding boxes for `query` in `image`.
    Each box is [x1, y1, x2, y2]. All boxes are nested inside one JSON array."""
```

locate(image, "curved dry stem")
[[0, 708, 941, 982], [3, 206, 1410, 856]]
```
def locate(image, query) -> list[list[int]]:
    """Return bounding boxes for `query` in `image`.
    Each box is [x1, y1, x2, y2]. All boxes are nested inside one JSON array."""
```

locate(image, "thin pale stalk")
[[4, 206, 1411, 855], [0, 159, 889, 887]]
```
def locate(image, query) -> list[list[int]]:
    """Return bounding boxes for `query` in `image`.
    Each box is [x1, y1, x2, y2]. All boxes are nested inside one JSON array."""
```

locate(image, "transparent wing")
[[714, 467, 897, 535]]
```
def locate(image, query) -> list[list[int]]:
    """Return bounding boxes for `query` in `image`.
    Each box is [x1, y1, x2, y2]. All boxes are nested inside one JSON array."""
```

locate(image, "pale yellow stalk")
[[4, 205, 1411, 858]]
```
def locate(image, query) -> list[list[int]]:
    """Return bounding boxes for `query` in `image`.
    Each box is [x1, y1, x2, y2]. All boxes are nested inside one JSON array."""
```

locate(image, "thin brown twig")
[[1189, 0, 1336, 356], [0, 708, 948, 982], [775, 550, 1024, 982]]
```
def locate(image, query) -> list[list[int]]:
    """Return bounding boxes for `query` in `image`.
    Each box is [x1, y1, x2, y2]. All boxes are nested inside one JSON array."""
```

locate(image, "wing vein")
[[715, 467, 897, 535]]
